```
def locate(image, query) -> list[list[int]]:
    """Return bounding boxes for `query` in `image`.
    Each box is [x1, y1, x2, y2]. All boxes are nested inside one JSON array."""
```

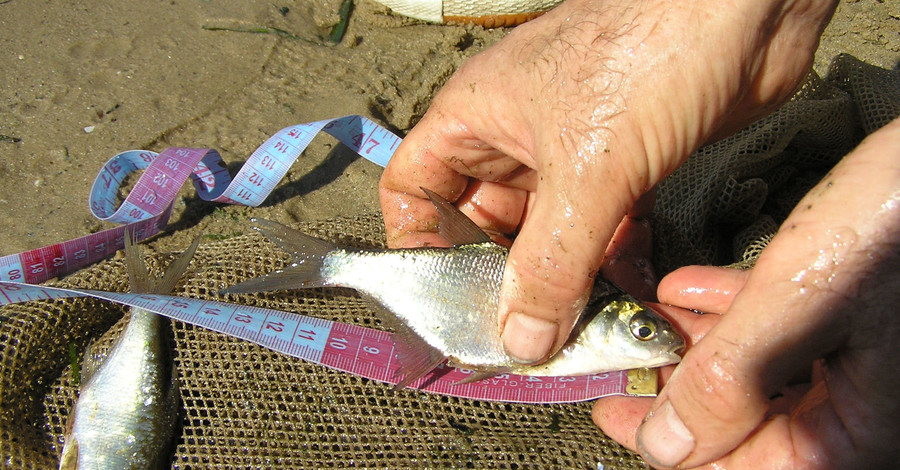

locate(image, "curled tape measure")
[[0, 115, 654, 403], [1, 115, 397, 284]]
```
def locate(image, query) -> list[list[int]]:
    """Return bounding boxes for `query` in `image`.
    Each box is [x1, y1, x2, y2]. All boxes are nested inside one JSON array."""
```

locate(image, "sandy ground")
[[0, 0, 898, 256]]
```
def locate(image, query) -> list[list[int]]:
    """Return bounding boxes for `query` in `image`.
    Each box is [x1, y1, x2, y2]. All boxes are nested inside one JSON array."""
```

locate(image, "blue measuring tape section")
[[0, 281, 630, 403], [0, 115, 401, 284]]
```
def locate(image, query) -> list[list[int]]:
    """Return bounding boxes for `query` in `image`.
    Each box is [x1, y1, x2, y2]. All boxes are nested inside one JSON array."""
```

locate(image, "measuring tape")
[[0, 115, 652, 403], [0, 115, 398, 284], [0, 281, 631, 403]]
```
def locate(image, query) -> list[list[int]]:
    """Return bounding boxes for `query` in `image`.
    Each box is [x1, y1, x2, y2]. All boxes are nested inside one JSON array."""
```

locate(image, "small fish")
[[59, 233, 200, 470], [223, 189, 684, 387]]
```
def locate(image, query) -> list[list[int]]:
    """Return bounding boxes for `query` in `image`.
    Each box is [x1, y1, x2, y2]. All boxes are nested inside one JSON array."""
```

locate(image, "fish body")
[[224, 190, 684, 386], [321, 241, 682, 376], [59, 309, 176, 470], [326, 241, 508, 367], [59, 235, 199, 469]]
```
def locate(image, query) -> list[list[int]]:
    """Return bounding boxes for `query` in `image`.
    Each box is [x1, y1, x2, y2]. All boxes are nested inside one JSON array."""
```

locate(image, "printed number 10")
[[328, 337, 348, 350]]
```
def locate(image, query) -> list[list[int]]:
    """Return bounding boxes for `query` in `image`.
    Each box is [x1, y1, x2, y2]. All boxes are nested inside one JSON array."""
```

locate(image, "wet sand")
[[0, 0, 897, 257]]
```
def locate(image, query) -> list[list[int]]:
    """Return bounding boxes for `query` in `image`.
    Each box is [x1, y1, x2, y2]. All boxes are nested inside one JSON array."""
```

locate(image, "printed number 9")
[[362, 346, 379, 355]]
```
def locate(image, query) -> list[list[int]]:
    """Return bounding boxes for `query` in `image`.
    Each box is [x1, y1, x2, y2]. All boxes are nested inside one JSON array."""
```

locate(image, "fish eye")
[[629, 313, 658, 341]]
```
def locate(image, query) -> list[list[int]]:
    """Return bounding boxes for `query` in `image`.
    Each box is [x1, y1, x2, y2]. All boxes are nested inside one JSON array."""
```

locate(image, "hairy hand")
[[380, 0, 837, 364]]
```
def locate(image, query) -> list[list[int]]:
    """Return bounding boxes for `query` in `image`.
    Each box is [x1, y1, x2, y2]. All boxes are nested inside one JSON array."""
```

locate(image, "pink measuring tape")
[[0, 115, 655, 403]]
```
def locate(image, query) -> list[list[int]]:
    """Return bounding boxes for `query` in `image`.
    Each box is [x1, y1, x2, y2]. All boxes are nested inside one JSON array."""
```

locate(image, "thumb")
[[498, 157, 635, 363], [635, 251, 850, 468], [635, 117, 900, 468]]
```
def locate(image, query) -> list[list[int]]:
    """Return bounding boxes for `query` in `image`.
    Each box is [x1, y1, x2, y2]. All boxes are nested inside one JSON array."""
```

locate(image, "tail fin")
[[220, 218, 337, 294], [124, 229, 200, 295], [124, 230, 153, 294], [152, 236, 201, 295]]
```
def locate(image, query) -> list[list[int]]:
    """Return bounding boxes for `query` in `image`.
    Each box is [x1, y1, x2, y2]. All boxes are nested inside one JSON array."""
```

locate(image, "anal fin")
[[368, 301, 448, 390], [393, 345, 446, 390]]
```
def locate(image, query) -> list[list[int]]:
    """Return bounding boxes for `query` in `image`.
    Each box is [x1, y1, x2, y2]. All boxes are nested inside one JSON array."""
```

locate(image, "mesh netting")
[[1, 54, 897, 469], [654, 54, 899, 272]]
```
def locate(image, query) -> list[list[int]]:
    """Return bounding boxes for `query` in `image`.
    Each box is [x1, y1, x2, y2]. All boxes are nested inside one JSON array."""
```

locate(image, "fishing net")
[[1, 54, 897, 469]]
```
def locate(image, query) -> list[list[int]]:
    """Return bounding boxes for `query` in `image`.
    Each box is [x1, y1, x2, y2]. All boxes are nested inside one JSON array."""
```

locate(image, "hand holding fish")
[[379, 0, 838, 364], [592, 118, 900, 468]]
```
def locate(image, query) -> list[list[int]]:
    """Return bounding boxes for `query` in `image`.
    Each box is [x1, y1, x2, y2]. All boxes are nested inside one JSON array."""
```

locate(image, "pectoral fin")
[[58, 436, 79, 470]]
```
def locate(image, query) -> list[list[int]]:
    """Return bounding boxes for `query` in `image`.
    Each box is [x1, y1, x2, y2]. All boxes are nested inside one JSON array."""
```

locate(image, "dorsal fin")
[[420, 187, 492, 246]]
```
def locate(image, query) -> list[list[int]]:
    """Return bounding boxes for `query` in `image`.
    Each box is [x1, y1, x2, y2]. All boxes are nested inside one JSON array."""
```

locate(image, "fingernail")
[[501, 312, 558, 363], [637, 400, 694, 468]]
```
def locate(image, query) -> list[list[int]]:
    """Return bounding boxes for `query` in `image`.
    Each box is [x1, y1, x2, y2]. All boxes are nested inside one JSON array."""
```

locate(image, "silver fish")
[[224, 189, 684, 387], [59, 234, 200, 470]]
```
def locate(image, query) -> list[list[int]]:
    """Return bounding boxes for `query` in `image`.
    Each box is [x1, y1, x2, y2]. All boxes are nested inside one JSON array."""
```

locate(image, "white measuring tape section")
[[0, 114, 640, 403]]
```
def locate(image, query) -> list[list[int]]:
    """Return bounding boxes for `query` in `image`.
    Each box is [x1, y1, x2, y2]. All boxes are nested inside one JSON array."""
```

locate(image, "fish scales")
[[323, 242, 509, 366], [61, 308, 176, 469]]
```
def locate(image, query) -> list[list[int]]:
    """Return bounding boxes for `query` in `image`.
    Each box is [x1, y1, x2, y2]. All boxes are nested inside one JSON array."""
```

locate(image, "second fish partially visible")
[[59, 233, 200, 470]]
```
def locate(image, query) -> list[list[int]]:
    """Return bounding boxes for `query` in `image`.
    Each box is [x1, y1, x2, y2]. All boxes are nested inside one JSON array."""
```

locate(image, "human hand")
[[593, 117, 900, 468], [379, 0, 838, 364]]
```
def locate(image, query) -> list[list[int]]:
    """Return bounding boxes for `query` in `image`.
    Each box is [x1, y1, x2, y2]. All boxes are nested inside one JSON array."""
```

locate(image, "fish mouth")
[[669, 327, 687, 356], [669, 344, 687, 361]]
